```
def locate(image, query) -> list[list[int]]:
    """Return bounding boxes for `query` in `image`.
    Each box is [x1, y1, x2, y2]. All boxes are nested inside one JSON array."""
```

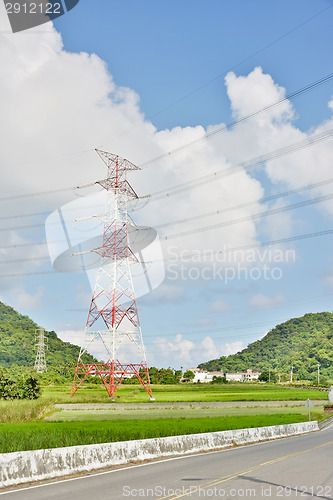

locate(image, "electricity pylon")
[[34, 327, 47, 373], [70, 150, 154, 400]]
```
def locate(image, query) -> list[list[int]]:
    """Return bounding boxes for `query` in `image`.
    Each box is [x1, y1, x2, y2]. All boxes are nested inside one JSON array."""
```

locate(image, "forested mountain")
[[199, 312, 333, 380], [0, 301, 96, 369]]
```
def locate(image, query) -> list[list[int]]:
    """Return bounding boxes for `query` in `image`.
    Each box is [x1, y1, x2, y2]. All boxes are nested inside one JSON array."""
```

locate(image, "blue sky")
[[56, 0, 333, 131], [0, 0, 333, 369]]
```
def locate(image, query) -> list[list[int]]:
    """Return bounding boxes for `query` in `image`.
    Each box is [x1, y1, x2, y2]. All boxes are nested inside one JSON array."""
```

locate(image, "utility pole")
[[269, 367, 271, 383], [34, 327, 47, 373], [317, 362, 321, 385], [71, 150, 154, 400], [290, 365, 293, 383]]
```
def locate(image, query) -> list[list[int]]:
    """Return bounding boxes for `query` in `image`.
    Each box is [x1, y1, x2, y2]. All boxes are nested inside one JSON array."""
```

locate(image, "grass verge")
[[0, 414, 309, 453], [0, 399, 54, 423]]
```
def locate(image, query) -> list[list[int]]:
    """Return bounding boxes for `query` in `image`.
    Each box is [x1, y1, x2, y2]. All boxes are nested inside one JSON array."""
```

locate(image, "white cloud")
[[224, 341, 244, 356], [73, 285, 92, 309], [249, 293, 285, 309], [0, 16, 272, 299], [209, 299, 232, 313], [195, 317, 214, 327], [225, 67, 294, 124], [2, 19, 325, 293], [57, 329, 83, 347], [151, 283, 185, 303], [151, 334, 244, 368], [320, 262, 333, 292], [11, 286, 44, 309]]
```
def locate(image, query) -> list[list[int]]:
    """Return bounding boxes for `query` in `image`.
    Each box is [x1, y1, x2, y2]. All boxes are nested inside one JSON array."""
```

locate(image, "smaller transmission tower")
[[34, 327, 47, 373]]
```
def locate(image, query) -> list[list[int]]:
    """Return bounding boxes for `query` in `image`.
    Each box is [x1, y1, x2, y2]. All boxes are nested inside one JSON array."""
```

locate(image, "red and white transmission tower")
[[71, 150, 154, 400]]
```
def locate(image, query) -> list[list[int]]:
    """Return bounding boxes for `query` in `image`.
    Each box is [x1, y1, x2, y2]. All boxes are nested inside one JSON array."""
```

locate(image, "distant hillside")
[[199, 312, 333, 380], [0, 301, 96, 369]]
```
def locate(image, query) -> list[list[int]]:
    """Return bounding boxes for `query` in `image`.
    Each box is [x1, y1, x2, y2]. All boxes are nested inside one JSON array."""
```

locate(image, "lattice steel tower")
[[34, 327, 47, 373], [71, 150, 154, 400]]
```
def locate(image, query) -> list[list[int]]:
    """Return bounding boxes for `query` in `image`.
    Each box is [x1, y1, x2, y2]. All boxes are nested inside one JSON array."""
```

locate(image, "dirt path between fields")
[[55, 400, 327, 411]]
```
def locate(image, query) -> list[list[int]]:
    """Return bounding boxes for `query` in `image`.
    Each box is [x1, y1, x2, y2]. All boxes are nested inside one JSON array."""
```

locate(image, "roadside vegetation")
[[0, 413, 314, 453]]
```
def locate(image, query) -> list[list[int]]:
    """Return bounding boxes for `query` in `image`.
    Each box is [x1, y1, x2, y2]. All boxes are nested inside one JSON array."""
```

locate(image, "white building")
[[225, 372, 243, 382], [188, 367, 261, 383], [225, 369, 261, 382], [192, 370, 224, 383], [242, 369, 261, 381]]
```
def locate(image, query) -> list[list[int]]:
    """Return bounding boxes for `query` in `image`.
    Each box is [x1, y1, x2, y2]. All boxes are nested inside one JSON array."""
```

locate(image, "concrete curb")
[[319, 415, 333, 429], [0, 421, 318, 488]]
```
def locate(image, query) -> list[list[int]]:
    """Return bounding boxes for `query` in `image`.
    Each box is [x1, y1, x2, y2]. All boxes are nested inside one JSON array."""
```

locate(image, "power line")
[[1, 227, 333, 279], [162, 191, 333, 241], [156, 176, 333, 230], [0, 186, 76, 204], [140, 72, 333, 169], [3, 172, 333, 237], [0, 71, 332, 204], [0, 211, 50, 222], [1, 181, 333, 260], [1, 184, 333, 263], [149, 128, 333, 201], [141, 320, 284, 340], [170, 228, 333, 262]]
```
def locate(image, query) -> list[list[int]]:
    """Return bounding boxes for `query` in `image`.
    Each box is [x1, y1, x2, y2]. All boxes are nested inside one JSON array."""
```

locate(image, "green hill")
[[0, 301, 96, 369], [199, 312, 333, 381]]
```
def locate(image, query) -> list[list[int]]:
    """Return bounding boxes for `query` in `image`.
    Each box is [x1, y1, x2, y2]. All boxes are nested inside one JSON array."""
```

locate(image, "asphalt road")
[[1, 423, 332, 500]]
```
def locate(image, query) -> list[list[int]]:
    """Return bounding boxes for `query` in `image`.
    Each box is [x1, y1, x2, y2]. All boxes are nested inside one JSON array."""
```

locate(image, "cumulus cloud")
[[0, 11, 270, 298], [249, 293, 285, 309], [195, 317, 214, 327], [209, 299, 232, 313], [57, 329, 82, 347], [150, 283, 185, 303], [225, 67, 294, 124], [223, 341, 244, 356], [10, 286, 44, 309], [151, 334, 244, 368]]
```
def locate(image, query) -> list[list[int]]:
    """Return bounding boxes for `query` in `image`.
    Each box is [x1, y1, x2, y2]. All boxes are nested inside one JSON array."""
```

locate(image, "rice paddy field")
[[42, 382, 328, 404], [0, 383, 329, 453]]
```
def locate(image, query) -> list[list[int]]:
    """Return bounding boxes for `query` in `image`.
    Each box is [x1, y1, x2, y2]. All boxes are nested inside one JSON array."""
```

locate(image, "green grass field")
[[0, 383, 328, 453], [42, 383, 328, 404], [48, 405, 324, 422], [0, 413, 312, 453]]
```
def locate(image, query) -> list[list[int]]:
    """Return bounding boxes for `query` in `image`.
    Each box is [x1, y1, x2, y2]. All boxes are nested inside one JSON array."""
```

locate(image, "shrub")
[[0, 368, 41, 400]]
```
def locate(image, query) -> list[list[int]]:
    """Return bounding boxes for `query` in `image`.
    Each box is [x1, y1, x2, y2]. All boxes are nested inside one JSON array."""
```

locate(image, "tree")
[[20, 373, 41, 399], [183, 370, 195, 380], [258, 371, 277, 383], [0, 368, 41, 399], [212, 375, 227, 384]]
